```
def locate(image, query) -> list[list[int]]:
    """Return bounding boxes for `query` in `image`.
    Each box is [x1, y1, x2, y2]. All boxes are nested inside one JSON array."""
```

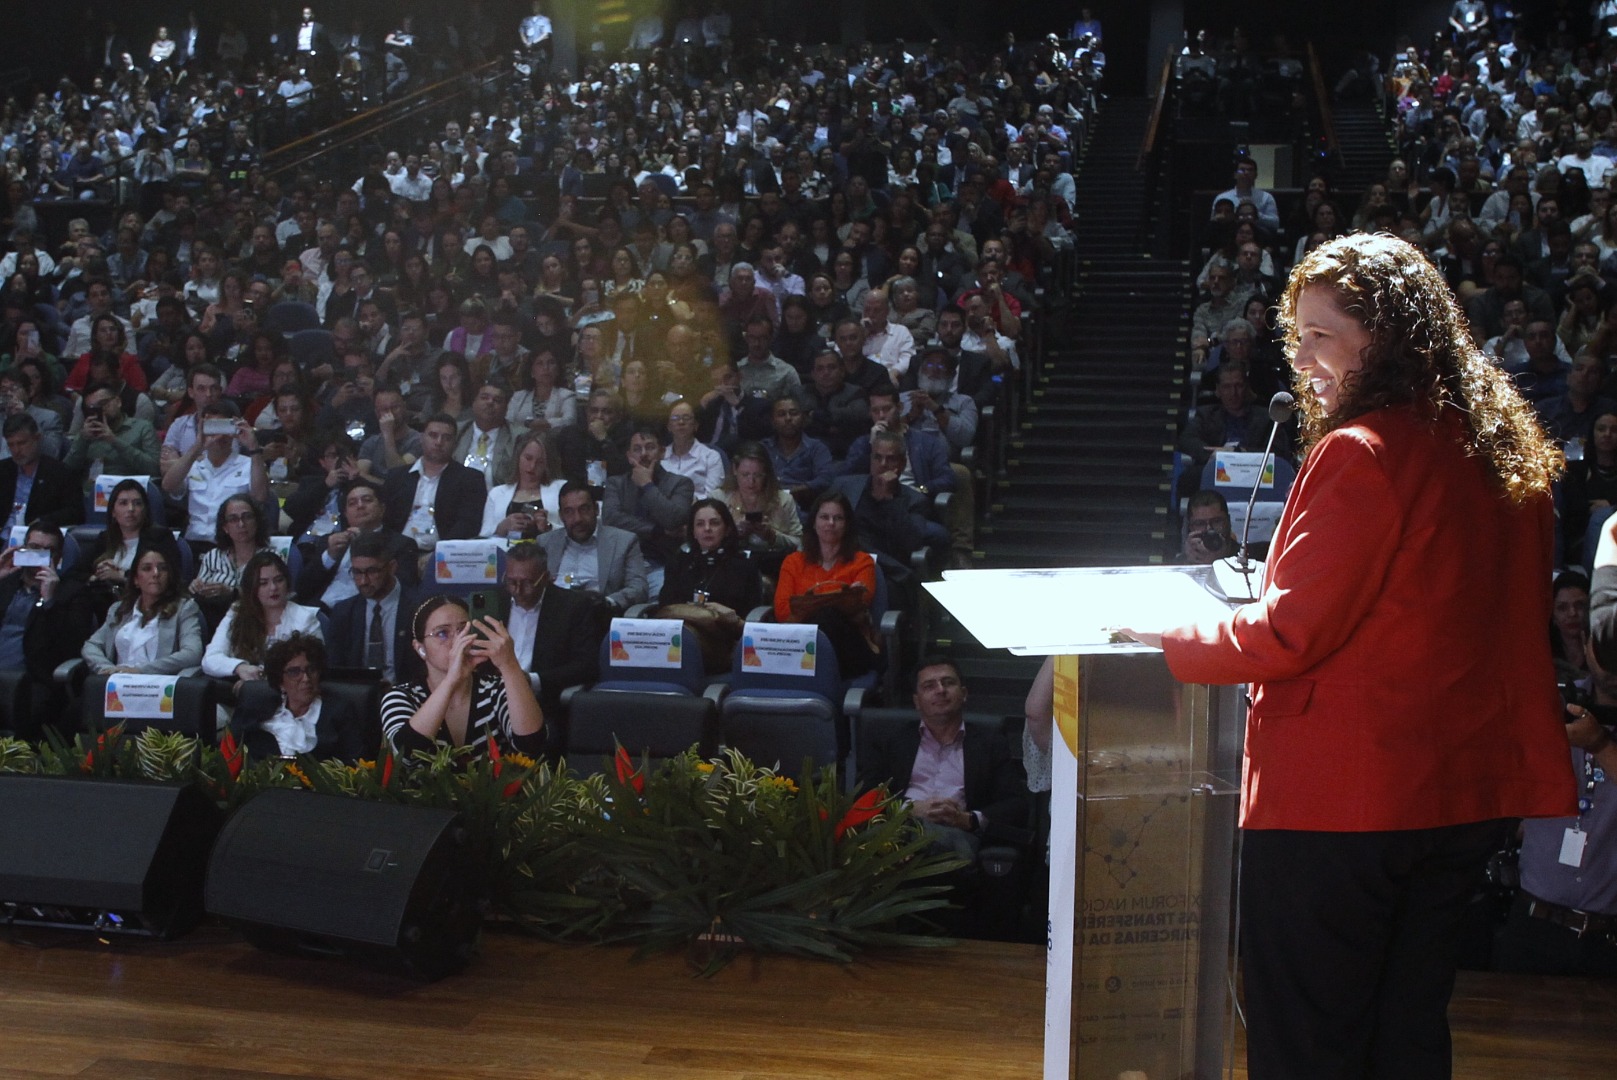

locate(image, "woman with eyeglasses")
[[230, 633, 366, 762], [81, 546, 203, 675], [192, 494, 272, 602], [202, 551, 323, 684], [379, 595, 544, 758]]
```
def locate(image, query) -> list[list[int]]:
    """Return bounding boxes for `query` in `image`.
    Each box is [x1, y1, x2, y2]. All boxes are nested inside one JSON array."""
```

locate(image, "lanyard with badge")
[[1562, 748, 1608, 868]]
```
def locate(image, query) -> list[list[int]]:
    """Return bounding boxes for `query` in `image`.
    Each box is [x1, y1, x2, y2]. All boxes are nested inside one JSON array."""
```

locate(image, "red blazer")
[[1163, 405, 1577, 831]]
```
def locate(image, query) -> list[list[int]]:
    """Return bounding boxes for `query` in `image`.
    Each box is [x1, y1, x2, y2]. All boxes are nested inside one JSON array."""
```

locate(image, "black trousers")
[[1492, 890, 1617, 978], [1239, 820, 1510, 1080]]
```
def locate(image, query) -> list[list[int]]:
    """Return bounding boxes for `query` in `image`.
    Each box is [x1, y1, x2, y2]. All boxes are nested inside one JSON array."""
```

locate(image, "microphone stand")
[[1213, 392, 1295, 604]]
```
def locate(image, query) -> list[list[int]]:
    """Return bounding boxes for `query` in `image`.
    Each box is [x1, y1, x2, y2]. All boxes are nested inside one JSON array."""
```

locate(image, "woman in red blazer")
[[1133, 234, 1576, 1079]]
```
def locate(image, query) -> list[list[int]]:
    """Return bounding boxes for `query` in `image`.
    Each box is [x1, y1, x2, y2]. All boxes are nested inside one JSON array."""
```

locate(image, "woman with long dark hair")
[[82, 477, 178, 602], [1129, 233, 1574, 1078], [657, 498, 764, 672], [192, 493, 273, 601], [202, 551, 323, 684], [1562, 409, 1617, 557], [81, 545, 204, 675], [773, 490, 880, 678], [1550, 569, 1591, 683]]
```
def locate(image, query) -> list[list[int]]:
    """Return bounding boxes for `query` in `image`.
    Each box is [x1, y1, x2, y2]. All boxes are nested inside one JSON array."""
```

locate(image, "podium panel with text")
[[927, 566, 1244, 1080]]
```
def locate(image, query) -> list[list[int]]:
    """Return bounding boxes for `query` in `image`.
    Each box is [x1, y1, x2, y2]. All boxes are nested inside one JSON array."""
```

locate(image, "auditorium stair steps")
[[941, 96, 1190, 710], [1328, 100, 1397, 193]]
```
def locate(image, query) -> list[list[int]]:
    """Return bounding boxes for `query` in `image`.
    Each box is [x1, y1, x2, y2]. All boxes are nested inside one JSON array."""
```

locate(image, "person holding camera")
[[64, 383, 159, 485], [0, 522, 98, 739], [1181, 491, 1236, 565], [161, 402, 268, 550], [1491, 634, 1617, 977]]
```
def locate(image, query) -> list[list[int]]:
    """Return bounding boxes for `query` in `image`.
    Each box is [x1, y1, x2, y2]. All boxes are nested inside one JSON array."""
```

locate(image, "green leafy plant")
[[0, 727, 961, 973]]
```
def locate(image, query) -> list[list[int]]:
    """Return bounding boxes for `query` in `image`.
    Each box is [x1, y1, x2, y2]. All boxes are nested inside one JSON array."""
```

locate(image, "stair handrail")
[[261, 59, 502, 167], [1137, 48, 1175, 172], [1306, 41, 1340, 157], [265, 62, 510, 181]]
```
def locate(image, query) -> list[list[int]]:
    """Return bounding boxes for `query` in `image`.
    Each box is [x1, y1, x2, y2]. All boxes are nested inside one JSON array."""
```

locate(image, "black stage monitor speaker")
[[0, 775, 224, 939], [205, 789, 481, 981]]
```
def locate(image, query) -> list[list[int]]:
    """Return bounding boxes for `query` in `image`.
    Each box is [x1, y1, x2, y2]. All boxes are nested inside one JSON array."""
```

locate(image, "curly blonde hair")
[[1277, 233, 1562, 503]]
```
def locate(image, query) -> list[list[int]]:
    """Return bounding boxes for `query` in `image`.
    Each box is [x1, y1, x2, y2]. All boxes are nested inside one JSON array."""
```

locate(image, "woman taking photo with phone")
[[380, 595, 545, 759]]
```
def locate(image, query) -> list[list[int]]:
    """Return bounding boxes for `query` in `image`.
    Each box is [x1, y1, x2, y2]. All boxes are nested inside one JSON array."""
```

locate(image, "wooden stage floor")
[[0, 927, 1613, 1078]]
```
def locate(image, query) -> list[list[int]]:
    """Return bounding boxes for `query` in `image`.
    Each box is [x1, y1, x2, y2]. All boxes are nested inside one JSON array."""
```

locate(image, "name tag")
[[1559, 826, 1587, 868]]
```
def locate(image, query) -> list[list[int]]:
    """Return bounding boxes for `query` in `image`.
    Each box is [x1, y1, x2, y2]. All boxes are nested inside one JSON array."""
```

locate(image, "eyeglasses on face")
[[422, 621, 468, 642], [281, 664, 317, 680]]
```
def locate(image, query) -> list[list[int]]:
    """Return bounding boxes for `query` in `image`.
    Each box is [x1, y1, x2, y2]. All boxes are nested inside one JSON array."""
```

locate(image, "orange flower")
[[833, 789, 884, 842], [614, 746, 644, 795], [219, 729, 243, 780]]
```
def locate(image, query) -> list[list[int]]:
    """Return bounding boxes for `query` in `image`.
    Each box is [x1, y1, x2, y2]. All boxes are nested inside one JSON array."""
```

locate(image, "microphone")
[[1215, 391, 1295, 603]]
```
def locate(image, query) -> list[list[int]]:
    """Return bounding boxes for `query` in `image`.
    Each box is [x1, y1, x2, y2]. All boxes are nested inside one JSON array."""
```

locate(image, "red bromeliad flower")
[[488, 737, 503, 779], [833, 789, 884, 842], [614, 746, 645, 795], [381, 752, 395, 789], [218, 729, 243, 780], [502, 779, 523, 799]]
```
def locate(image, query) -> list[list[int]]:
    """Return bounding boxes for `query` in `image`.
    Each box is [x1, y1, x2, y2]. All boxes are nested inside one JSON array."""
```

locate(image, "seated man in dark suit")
[[380, 413, 487, 554], [231, 633, 368, 762], [323, 531, 425, 685], [831, 431, 947, 573], [0, 414, 85, 533], [839, 384, 956, 494], [802, 348, 870, 461], [470, 540, 602, 723], [555, 388, 630, 485], [536, 480, 648, 612], [283, 431, 364, 538], [855, 656, 1028, 860], [295, 478, 421, 607], [0, 521, 99, 739]]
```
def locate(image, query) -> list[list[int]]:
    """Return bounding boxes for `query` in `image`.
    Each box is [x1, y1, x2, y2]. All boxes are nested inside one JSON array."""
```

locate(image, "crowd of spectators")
[[0, 4, 1094, 763], [1184, 10, 1617, 518]]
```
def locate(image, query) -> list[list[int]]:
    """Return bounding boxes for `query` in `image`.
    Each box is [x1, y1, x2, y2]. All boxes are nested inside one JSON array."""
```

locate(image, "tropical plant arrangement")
[[0, 727, 963, 972]]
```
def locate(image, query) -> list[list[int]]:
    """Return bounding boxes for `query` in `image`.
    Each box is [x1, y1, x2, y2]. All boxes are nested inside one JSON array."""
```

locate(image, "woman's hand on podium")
[[1116, 629, 1163, 650]]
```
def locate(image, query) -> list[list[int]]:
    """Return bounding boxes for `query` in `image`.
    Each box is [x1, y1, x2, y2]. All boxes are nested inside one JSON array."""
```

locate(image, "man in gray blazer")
[[537, 480, 648, 613]]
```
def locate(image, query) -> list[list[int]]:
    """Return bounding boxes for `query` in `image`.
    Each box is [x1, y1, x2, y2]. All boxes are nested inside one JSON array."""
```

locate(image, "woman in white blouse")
[[506, 348, 578, 435], [203, 552, 323, 683], [82, 547, 204, 675], [481, 431, 565, 538]]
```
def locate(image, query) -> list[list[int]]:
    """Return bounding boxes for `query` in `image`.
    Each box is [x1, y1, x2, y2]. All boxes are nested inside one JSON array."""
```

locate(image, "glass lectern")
[[927, 565, 1244, 1080]]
